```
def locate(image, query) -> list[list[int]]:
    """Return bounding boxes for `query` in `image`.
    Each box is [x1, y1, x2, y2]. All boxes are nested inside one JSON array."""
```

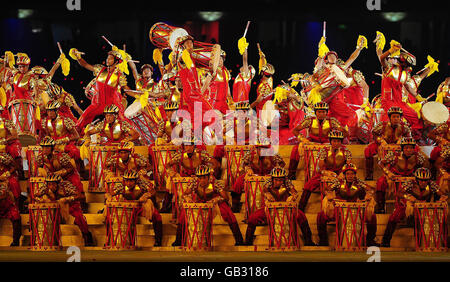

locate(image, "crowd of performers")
[[0, 23, 449, 248]]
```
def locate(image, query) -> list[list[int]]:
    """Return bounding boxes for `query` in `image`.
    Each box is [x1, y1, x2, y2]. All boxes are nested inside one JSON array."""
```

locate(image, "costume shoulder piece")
[[0, 152, 14, 166], [59, 181, 78, 197], [372, 121, 384, 136], [59, 152, 73, 167], [63, 117, 76, 131], [329, 117, 343, 128], [92, 64, 104, 77]]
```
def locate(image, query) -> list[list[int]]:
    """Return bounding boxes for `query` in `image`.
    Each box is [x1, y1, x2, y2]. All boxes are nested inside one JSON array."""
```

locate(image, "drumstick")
[[57, 42, 63, 54], [243, 21, 251, 38], [101, 35, 114, 47], [323, 21, 326, 38], [416, 61, 440, 74], [374, 73, 383, 77]]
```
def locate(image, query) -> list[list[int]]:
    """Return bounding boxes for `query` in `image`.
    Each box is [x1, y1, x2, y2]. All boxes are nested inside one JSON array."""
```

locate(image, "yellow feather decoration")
[[36, 106, 40, 121], [407, 102, 423, 119], [357, 35, 368, 49], [375, 31, 386, 51], [153, 48, 163, 65], [318, 36, 329, 58], [424, 55, 439, 77], [307, 85, 323, 105], [5, 51, 15, 68], [181, 49, 193, 69], [274, 86, 288, 103], [290, 73, 303, 87], [237, 37, 249, 55], [69, 48, 80, 60], [0, 87, 6, 107], [389, 40, 401, 57], [60, 53, 70, 76]]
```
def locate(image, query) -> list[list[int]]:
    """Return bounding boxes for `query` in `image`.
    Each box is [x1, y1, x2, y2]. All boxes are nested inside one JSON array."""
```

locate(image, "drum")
[[224, 145, 252, 189], [150, 144, 180, 190], [304, 144, 325, 182], [182, 202, 213, 251], [414, 202, 448, 252], [421, 101, 449, 125], [84, 78, 97, 100], [124, 100, 159, 145], [29, 202, 61, 251], [244, 175, 269, 222], [266, 201, 299, 251], [334, 200, 367, 251], [88, 146, 117, 193], [25, 145, 41, 178], [105, 201, 139, 250], [8, 99, 37, 146], [355, 108, 373, 144], [172, 177, 194, 222]]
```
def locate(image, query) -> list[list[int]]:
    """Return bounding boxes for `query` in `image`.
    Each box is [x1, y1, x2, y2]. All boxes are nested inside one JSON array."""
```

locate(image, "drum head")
[[124, 101, 143, 118], [169, 28, 189, 50], [422, 101, 449, 125]]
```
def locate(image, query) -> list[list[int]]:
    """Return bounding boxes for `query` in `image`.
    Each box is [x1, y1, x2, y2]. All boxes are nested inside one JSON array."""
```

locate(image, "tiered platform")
[[0, 145, 449, 257]]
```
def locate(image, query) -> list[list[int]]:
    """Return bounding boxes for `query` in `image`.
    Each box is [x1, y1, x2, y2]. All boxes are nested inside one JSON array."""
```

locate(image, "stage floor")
[[0, 249, 449, 262]]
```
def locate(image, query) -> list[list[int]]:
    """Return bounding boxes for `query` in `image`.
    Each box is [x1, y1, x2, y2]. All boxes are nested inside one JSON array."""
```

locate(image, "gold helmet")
[[387, 106, 403, 116], [314, 102, 329, 111], [414, 167, 431, 180], [108, 50, 124, 62], [140, 64, 153, 72], [328, 130, 344, 140], [123, 170, 139, 180], [175, 35, 194, 49], [342, 163, 358, 173], [195, 165, 212, 176], [16, 53, 30, 65], [31, 66, 48, 76], [47, 83, 62, 96], [270, 167, 287, 178], [46, 100, 62, 111], [400, 51, 416, 66], [235, 102, 250, 111], [261, 63, 275, 76], [103, 104, 120, 114], [40, 136, 56, 147], [164, 101, 179, 111], [45, 173, 62, 183], [400, 137, 416, 147], [118, 141, 134, 152]]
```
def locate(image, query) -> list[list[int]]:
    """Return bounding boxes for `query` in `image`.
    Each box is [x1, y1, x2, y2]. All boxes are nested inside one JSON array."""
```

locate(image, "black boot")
[[229, 222, 244, 246], [366, 223, 379, 247], [244, 224, 256, 246], [298, 190, 311, 212], [365, 157, 374, 180], [83, 231, 95, 246], [153, 220, 163, 247], [172, 224, 183, 246], [317, 222, 329, 246], [375, 191, 386, 214], [381, 221, 397, 247], [160, 192, 173, 213], [10, 219, 22, 246], [288, 159, 299, 180], [230, 192, 242, 213], [300, 222, 317, 246]]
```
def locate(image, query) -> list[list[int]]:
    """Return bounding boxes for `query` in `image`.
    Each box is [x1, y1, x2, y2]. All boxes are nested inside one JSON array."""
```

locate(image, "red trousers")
[[247, 207, 307, 226], [179, 201, 238, 225], [0, 198, 20, 221], [69, 202, 89, 234], [364, 142, 379, 158]]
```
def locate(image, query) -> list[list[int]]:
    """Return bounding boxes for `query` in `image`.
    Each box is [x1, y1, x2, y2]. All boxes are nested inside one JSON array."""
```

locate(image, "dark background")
[[1, 0, 448, 113]]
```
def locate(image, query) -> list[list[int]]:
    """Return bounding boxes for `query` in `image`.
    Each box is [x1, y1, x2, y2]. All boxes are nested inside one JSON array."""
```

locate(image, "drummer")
[[0, 151, 21, 214], [34, 173, 95, 246], [5, 53, 36, 101], [317, 163, 378, 246], [375, 137, 429, 214], [243, 167, 316, 246], [231, 136, 285, 213], [381, 167, 448, 247], [428, 117, 450, 178], [364, 106, 412, 180], [171, 165, 244, 246], [83, 104, 140, 146], [0, 105, 23, 179], [436, 77, 450, 108], [155, 101, 186, 146], [110, 170, 163, 247], [288, 102, 347, 180]]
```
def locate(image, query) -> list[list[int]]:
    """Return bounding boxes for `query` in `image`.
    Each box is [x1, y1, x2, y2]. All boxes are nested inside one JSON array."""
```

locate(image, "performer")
[[297, 130, 352, 212], [0, 152, 21, 212], [317, 163, 378, 246], [83, 104, 140, 146], [34, 173, 95, 246], [381, 167, 448, 247], [0, 55, 14, 108], [373, 35, 426, 139], [288, 102, 347, 179], [40, 100, 81, 165], [70, 47, 131, 131], [232, 48, 256, 103], [436, 77, 450, 108], [253, 44, 275, 113], [6, 53, 36, 101], [44, 82, 84, 122], [243, 167, 316, 246], [231, 138, 285, 212], [0, 183, 22, 246], [0, 105, 23, 178], [364, 106, 412, 180], [161, 135, 213, 212], [428, 118, 450, 178], [172, 165, 244, 246], [110, 170, 163, 246], [207, 50, 234, 114], [36, 136, 86, 211], [155, 101, 185, 146], [375, 137, 429, 214]]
